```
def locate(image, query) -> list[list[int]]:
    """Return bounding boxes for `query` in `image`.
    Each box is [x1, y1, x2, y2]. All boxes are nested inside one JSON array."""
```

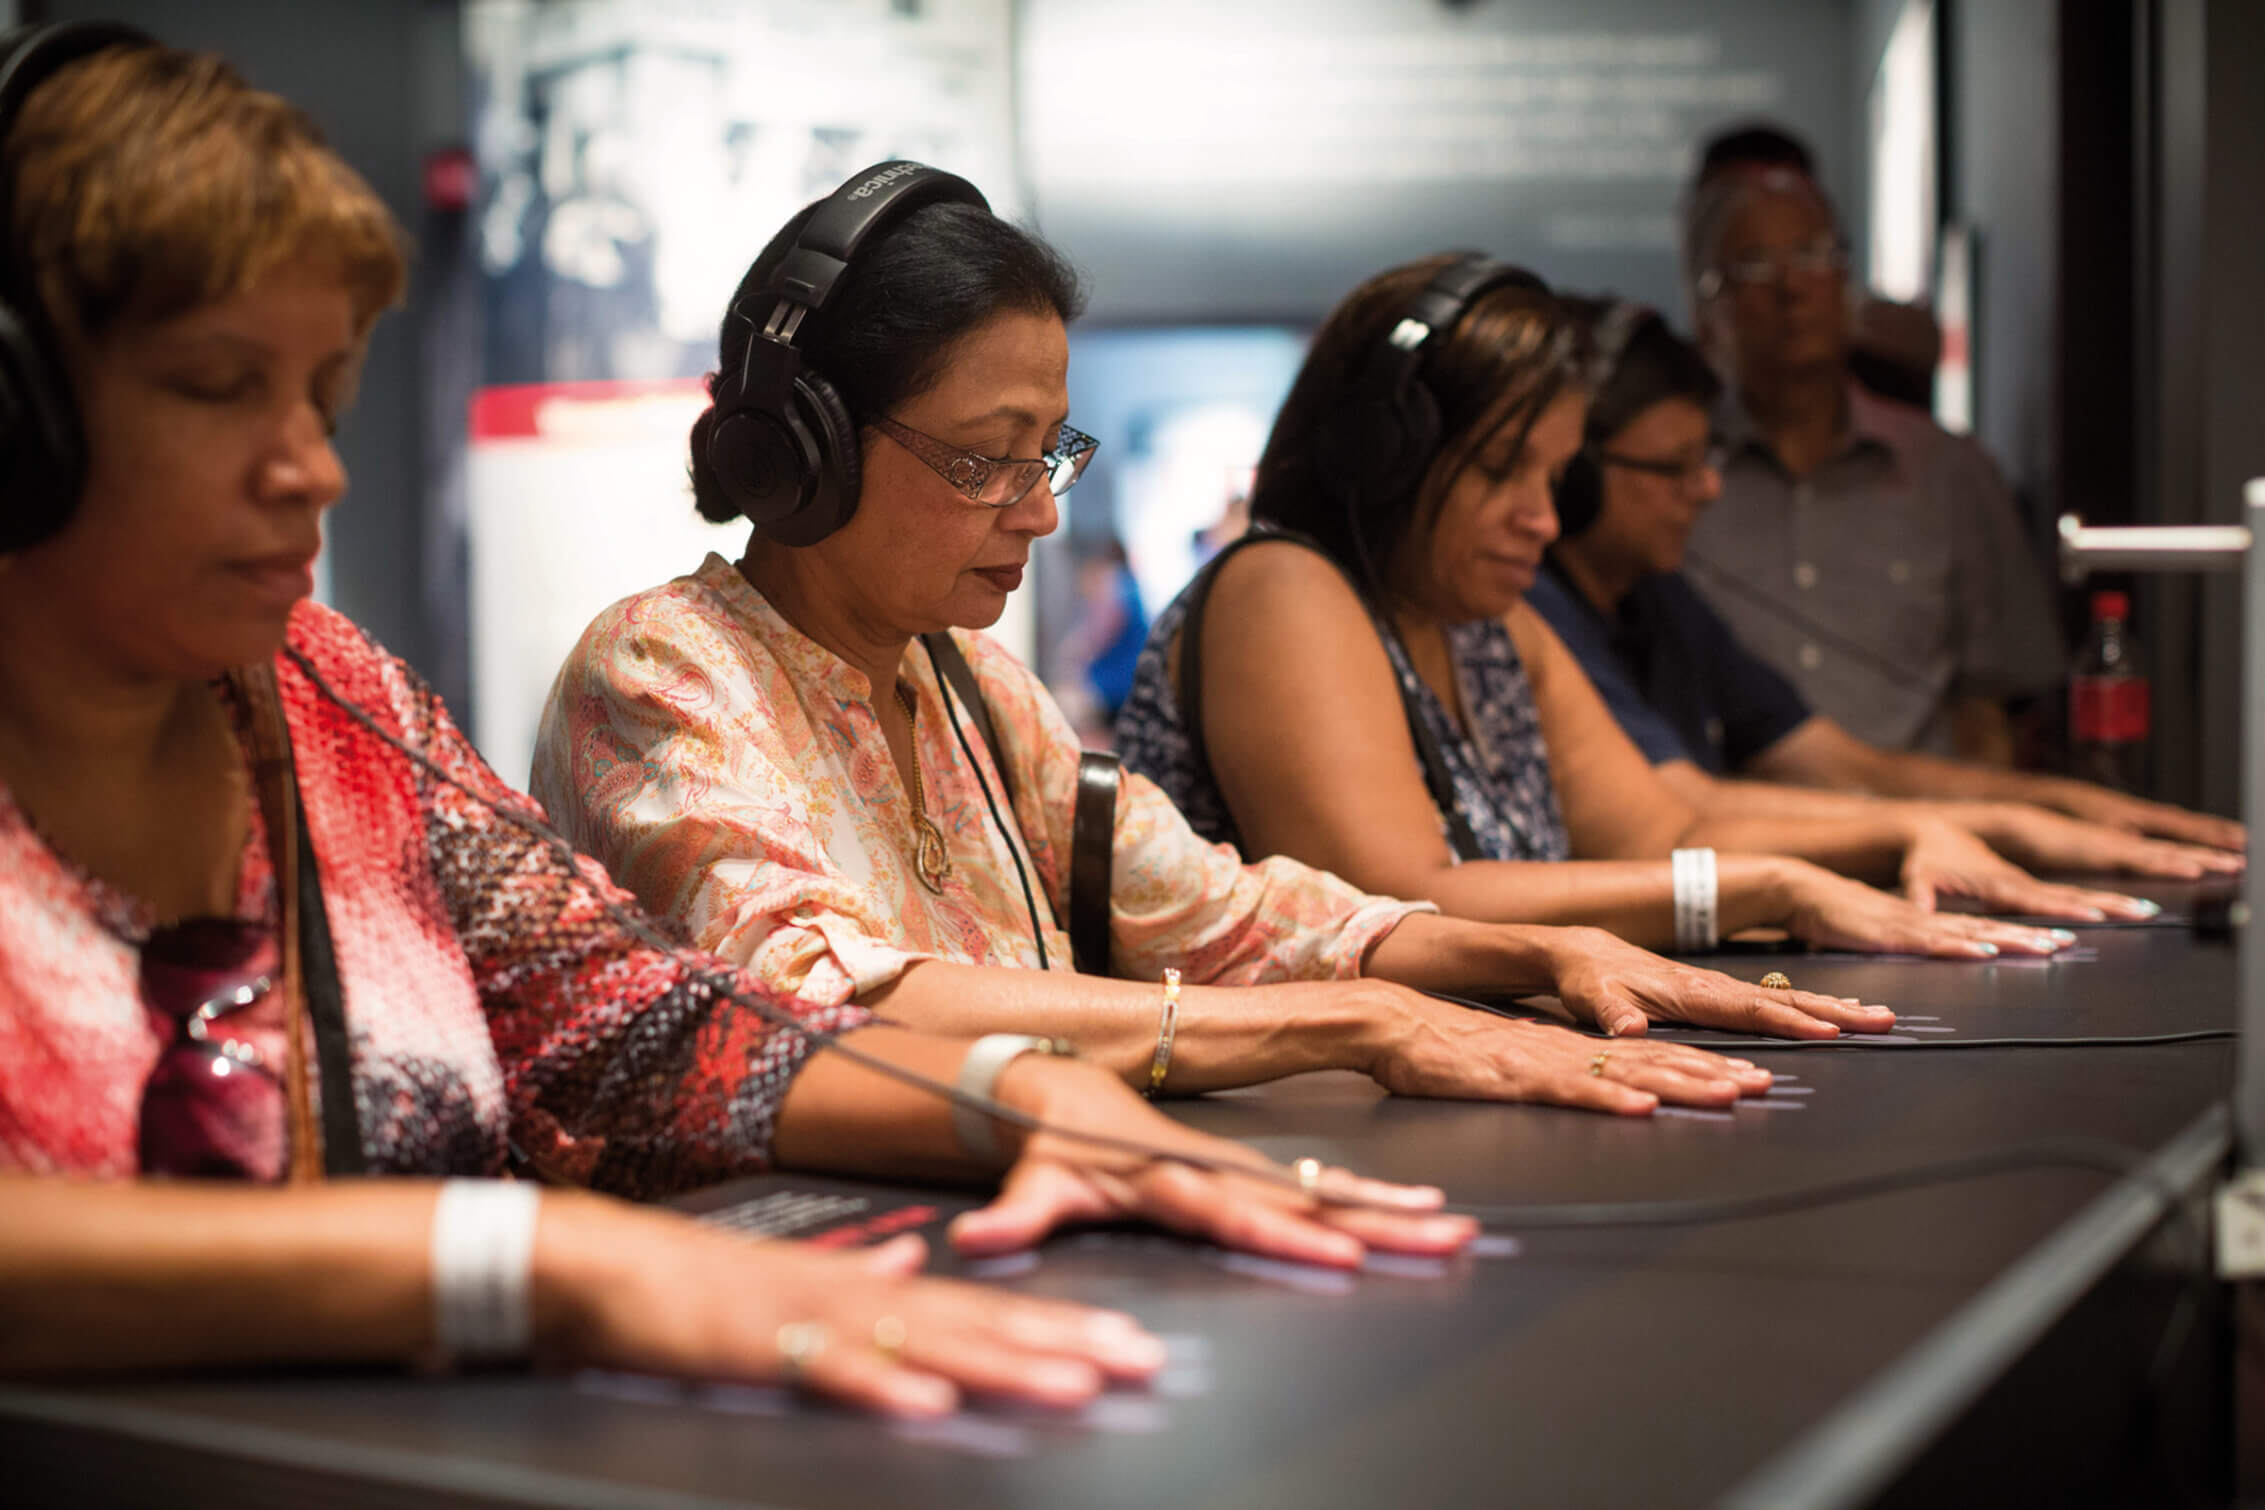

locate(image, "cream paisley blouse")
[[531, 555, 1426, 1007]]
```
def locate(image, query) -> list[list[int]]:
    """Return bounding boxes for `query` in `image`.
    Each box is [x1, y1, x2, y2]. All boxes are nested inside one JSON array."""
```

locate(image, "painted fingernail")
[[2136, 899, 2163, 917], [2050, 929, 2078, 943], [1976, 943, 2000, 956]]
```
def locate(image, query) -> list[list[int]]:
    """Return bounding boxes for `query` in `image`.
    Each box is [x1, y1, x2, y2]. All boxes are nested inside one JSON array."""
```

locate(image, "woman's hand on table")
[[2048, 783, 2246, 854], [1540, 924, 1894, 1041], [1898, 818, 2156, 921], [1348, 977, 1777, 1113], [948, 1057, 1476, 1270], [1776, 859, 2075, 960], [534, 1189, 1166, 1418], [1962, 802, 2243, 881]]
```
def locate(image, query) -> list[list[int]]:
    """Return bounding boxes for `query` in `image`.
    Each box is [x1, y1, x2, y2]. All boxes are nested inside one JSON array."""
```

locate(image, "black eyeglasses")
[[1597, 448, 1719, 488], [871, 417, 1098, 508], [137, 916, 289, 1181], [1696, 236, 1850, 300]]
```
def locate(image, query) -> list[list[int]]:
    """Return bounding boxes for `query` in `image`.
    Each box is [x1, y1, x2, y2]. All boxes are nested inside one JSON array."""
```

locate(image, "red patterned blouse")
[[0, 603, 869, 1191]]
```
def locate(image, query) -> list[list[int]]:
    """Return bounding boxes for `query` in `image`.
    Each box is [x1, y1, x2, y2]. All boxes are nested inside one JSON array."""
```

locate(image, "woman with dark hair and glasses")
[[0, 28, 1480, 1404], [1113, 257, 2117, 969], [1526, 296, 2239, 889], [534, 176, 1899, 1124]]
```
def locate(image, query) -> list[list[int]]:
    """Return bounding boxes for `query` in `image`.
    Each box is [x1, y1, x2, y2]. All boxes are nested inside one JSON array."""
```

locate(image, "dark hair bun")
[[687, 374, 743, 524]]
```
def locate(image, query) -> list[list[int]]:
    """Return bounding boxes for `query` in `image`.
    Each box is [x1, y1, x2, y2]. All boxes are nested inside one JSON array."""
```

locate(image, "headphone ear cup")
[[1554, 451, 1603, 540], [706, 395, 818, 532], [0, 299, 82, 554], [761, 372, 860, 548], [1393, 382, 1442, 485]]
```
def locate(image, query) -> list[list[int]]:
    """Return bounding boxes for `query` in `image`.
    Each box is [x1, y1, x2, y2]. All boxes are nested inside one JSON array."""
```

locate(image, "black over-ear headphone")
[[703, 160, 989, 547], [1553, 299, 1654, 541], [0, 21, 152, 554], [1320, 254, 1552, 525]]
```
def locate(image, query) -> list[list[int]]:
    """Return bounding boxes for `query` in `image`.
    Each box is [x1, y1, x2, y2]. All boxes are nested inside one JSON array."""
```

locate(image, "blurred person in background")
[[1049, 534, 1147, 745], [1525, 296, 2241, 881], [1680, 122, 1942, 408], [1678, 162, 2064, 760]]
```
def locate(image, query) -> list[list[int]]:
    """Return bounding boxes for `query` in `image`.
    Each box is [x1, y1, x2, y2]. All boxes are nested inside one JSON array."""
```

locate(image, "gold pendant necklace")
[[893, 682, 953, 894]]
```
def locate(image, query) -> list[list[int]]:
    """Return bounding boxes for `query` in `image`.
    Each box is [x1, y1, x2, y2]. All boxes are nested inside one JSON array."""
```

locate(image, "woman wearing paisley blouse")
[[1113, 257, 2105, 962], [0, 29, 1475, 1407], [534, 168, 1891, 1126]]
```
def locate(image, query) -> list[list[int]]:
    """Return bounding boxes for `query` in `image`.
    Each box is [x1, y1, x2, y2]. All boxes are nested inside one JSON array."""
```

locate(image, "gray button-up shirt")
[[1683, 384, 2065, 753]]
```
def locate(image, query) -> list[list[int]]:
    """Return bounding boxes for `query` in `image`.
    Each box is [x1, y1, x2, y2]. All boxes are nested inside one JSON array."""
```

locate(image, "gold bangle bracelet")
[[1145, 967, 1182, 1096]]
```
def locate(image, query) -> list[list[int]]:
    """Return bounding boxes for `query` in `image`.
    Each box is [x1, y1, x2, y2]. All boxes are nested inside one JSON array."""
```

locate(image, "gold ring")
[[776, 1320, 831, 1385], [1292, 1157, 1323, 1198], [1589, 1051, 1611, 1077], [871, 1315, 908, 1366], [1759, 971, 1793, 991]]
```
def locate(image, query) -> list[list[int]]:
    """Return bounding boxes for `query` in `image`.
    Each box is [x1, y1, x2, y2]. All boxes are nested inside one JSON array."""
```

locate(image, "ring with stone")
[[1759, 971, 1793, 991], [1589, 1051, 1611, 1077], [1292, 1157, 1324, 1198]]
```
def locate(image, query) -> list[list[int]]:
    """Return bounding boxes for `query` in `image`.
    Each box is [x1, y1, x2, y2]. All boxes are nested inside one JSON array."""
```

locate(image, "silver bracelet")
[[1670, 847, 1720, 953], [952, 1033, 1076, 1166], [429, 1179, 542, 1362]]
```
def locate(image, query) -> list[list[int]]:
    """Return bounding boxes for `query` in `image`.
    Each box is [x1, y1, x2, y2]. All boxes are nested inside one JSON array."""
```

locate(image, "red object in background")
[[423, 146, 475, 213], [2070, 589, 2150, 790]]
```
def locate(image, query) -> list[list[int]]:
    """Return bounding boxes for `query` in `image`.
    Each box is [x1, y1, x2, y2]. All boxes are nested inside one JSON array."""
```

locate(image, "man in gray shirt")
[[1679, 167, 2064, 757]]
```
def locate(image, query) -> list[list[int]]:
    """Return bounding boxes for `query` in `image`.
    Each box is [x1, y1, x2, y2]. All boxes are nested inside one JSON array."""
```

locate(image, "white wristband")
[[1671, 847, 1720, 953], [953, 1033, 1074, 1166], [429, 1179, 542, 1362]]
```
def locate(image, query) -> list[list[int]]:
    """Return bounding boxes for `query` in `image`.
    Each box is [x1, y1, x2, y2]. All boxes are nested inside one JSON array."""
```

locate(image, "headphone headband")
[[1379, 254, 1549, 396], [0, 22, 149, 128], [737, 160, 989, 355], [1587, 298, 1654, 396]]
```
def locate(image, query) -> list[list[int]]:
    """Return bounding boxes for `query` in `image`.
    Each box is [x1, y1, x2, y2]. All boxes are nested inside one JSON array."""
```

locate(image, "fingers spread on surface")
[[792, 1334, 959, 1418], [1115, 1159, 1359, 1268], [901, 1325, 1104, 1407]]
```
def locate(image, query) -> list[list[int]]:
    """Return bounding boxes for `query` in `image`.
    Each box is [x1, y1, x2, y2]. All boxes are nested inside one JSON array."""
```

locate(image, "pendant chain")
[[893, 682, 953, 893]]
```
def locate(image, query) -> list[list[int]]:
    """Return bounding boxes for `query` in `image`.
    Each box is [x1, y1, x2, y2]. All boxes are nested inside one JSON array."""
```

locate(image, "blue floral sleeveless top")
[[1114, 540, 1570, 864]]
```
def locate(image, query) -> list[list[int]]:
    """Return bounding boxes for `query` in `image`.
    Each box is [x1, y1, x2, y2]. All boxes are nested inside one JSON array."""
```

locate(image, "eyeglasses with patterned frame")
[[870, 416, 1098, 508]]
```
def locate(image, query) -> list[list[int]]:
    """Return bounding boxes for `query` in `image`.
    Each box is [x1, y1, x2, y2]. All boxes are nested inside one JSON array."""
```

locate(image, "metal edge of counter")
[[1722, 1099, 2232, 1510]]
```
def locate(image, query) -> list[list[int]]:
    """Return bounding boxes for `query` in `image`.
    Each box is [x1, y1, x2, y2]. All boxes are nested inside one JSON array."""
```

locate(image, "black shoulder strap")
[[1173, 529, 1486, 863], [920, 631, 1014, 810], [290, 780, 365, 1176], [1071, 751, 1120, 976]]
